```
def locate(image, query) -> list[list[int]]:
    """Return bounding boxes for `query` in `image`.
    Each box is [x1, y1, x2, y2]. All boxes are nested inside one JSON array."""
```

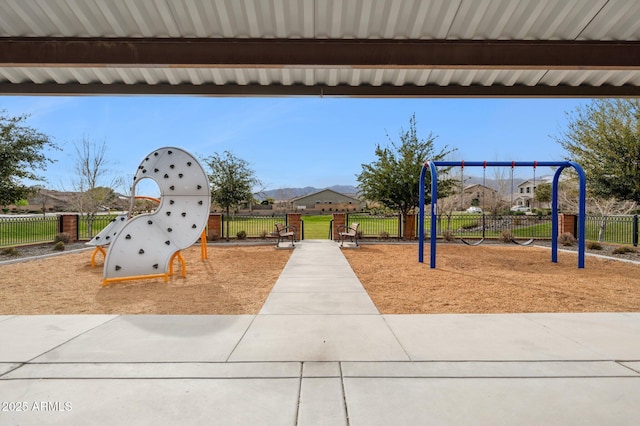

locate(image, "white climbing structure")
[[87, 214, 129, 247], [102, 147, 210, 286]]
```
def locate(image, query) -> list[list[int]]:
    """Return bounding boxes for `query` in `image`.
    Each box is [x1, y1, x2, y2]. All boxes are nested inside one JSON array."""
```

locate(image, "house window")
[[526, 187, 530, 193], [520, 188, 523, 193]]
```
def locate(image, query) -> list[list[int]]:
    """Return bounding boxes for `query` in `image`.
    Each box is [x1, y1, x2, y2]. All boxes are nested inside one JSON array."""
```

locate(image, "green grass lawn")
[[430, 213, 554, 239], [302, 215, 332, 239], [0, 217, 59, 246], [348, 214, 400, 237], [223, 215, 286, 238], [1, 212, 636, 247]]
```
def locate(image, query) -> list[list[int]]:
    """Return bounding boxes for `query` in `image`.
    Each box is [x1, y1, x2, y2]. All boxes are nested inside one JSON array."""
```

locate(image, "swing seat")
[[459, 213, 486, 246], [511, 237, 534, 246], [461, 236, 485, 246]]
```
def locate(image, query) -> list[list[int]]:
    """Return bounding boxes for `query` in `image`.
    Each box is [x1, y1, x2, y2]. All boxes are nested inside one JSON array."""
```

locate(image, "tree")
[[557, 175, 637, 242], [534, 182, 552, 207], [204, 151, 261, 241], [556, 99, 640, 203], [0, 110, 57, 208], [70, 137, 122, 237], [357, 114, 454, 238]]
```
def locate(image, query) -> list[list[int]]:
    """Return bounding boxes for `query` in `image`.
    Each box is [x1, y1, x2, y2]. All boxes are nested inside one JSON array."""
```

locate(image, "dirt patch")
[[2, 242, 639, 315], [342, 243, 640, 314], [0, 245, 291, 315]]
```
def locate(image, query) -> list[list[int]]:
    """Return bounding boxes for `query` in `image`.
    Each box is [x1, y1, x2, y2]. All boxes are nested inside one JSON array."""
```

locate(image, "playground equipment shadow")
[[1, 240, 640, 425]]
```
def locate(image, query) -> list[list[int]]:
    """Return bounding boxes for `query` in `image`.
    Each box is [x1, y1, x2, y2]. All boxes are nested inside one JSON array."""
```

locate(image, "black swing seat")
[[460, 214, 486, 246], [511, 237, 534, 246], [461, 237, 485, 246]]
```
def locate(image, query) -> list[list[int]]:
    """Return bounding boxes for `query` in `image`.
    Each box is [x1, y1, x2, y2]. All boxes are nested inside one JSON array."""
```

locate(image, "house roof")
[[1, 0, 639, 97], [517, 175, 556, 187], [463, 184, 497, 193], [290, 188, 360, 203]]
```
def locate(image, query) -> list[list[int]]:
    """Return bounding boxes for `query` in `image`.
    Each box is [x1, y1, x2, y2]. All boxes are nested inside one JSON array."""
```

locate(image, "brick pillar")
[[207, 213, 223, 241], [332, 213, 346, 241], [287, 213, 302, 241], [404, 214, 416, 239], [58, 214, 78, 242], [559, 213, 576, 237]]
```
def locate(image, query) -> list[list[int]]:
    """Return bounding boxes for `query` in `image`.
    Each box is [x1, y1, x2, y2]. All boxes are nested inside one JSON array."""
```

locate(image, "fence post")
[[404, 213, 416, 239], [332, 213, 346, 241], [58, 214, 79, 242], [634, 215, 638, 247], [287, 213, 302, 241], [558, 213, 577, 237], [207, 213, 223, 241]]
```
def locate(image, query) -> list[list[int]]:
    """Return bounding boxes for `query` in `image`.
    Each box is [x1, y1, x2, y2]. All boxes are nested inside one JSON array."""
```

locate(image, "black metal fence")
[[1, 213, 639, 247], [221, 214, 287, 239], [346, 213, 401, 238], [432, 214, 554, 241], [0, 215, 60, 247], [78, 214, 120, 240], [585, 215, 639, 246]]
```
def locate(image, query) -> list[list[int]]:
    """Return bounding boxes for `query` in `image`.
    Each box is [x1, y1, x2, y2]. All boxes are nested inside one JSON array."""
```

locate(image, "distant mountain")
[[259, 185, 359, 200], [257, 177, 536, 201], [462, 176, 520, 191]]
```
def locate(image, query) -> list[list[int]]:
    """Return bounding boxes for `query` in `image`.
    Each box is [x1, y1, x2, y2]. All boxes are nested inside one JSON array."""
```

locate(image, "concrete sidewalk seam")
[[24, 315, 121, 364]]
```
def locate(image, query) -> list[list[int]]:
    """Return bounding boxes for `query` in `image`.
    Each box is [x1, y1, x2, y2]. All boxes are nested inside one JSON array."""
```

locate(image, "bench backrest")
[[274, 223, 286, 235]]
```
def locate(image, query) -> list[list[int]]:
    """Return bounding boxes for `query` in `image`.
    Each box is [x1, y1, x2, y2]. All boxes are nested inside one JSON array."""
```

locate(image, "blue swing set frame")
[[418, 161, 587, 269]]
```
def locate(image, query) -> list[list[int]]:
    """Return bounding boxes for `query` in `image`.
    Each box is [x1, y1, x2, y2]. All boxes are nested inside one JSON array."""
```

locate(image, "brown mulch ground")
[[1, 242, 639, 315], [343, 244, 640, 314], [0, 245, 291, 315]]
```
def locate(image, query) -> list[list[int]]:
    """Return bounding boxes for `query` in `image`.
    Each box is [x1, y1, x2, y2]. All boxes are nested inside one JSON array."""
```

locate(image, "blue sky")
[[0, 95, 588, 196]]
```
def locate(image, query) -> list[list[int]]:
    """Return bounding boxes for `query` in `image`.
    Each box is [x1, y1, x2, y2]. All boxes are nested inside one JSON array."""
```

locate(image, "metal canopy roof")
[[1, 0, 639, 97]]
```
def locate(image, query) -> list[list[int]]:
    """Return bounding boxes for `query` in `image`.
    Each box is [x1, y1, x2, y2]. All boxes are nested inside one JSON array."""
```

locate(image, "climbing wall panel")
[[86, 214, 128, 247], [103, 147, 210, 283]]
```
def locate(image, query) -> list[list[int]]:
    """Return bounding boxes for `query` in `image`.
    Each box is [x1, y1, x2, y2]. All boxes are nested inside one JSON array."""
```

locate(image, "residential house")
[[513, 175, 554, 209], [461, 184, 500, 210], [290, 189, 362, 213]]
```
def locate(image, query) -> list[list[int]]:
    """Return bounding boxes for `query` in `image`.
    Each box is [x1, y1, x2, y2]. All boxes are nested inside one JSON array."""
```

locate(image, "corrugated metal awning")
[[1, 0, 639, 97]]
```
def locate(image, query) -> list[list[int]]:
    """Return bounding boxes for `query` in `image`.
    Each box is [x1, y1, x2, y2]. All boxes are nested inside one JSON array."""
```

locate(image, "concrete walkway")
[[2, 240, 640, 425]]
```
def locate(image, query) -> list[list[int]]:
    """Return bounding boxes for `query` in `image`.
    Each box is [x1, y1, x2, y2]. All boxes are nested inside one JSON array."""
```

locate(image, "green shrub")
[[461, 221, 480, 230], [500, 230, 513, 243], [1, 246, 19, 257], [236, 230, 247, 240], [587, 241, 603, 250], [52, 241, 65, 251], [612, 246, 637, 255], [558, 232, 576, 247], [441, 230, 454, 242], [54, 232, 71, 244]]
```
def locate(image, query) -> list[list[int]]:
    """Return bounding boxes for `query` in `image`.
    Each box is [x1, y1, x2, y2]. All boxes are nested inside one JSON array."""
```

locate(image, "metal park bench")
[[338, 222, 359, 247], [273, 223, 297, 248]]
